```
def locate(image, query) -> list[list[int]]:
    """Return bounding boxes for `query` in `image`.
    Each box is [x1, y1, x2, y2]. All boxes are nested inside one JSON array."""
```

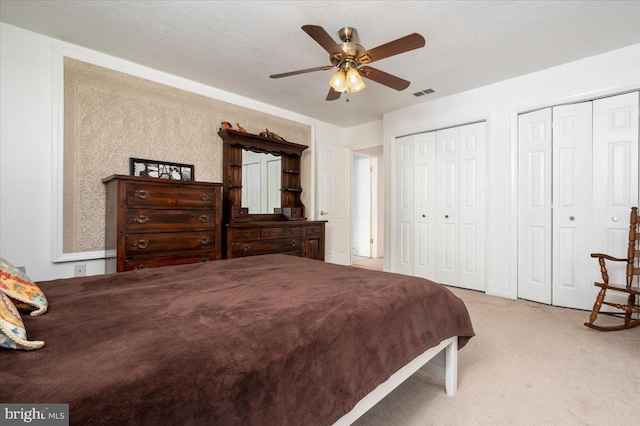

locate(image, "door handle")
[[319, 210, 329, 216]]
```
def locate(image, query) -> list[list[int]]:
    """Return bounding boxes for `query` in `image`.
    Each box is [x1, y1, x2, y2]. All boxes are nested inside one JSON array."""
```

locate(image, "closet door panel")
[[436, 127, 460, 286], [551, 102, 593, 310], [414, 132, 437, 280], [518, 108, 552, 304], [459, 122, 486, 291], [593, 92, 639, 291], [395, 136, 414, 275]]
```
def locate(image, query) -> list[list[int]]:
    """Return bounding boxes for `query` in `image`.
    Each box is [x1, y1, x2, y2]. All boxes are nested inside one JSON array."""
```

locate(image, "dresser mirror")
[[241, 150, 281, 214], [219, 129, 308, 222]]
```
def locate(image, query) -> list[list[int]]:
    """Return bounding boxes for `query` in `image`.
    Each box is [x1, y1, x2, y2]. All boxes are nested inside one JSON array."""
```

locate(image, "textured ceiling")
[[2, 1, 640, 128]]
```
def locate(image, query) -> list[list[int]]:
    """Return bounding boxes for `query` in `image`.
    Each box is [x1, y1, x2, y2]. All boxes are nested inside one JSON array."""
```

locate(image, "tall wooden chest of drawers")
[[103, 175, 222, 272]]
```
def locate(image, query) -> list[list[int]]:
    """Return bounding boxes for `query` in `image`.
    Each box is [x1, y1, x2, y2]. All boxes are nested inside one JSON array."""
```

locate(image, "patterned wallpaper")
[[63, 57, 311, 254]]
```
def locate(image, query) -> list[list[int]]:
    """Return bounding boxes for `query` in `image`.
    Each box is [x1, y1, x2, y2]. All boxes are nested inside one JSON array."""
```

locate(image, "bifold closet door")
[[395, 135, 414, 276], [413, 132, 437, 280], [518, 91, 639, 309], [435, 123, 486, 289], [551, 102, 593, 310], [592, 92, 639, 298], [518, 108, 552, 304]]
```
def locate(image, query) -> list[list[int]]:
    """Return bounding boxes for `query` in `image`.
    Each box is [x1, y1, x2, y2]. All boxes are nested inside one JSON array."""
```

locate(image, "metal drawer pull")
[[243, 231, 250, 237], [199, 258, 209, 263], [569, 216, 575, 221], [200, 193, 210, 201], [241, 245, 251, 252], [290, 240, 297, 247], [134, 239, 150, 249], [135, 190, 150, 199], [200, 236, 211, 245], [198, 214, 210, 223], [134, 215, 150, 224], [134, 264, 148, 270]]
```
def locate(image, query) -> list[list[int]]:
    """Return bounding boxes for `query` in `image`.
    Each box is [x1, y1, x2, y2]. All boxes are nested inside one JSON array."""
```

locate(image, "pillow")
[[0, 257, 48, 316], [0, 292, 44, 350]]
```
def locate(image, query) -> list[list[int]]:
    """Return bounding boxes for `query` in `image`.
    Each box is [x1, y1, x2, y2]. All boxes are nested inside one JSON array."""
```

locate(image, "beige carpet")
[[353, 287, 639, 426]]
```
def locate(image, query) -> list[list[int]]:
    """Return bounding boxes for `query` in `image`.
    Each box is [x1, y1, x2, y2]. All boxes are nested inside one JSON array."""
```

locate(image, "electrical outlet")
[[74, 264, 86, 277]]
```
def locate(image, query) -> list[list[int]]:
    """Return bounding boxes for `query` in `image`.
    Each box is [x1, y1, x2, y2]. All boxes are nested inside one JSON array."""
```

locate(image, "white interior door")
[[518, 108, 553, 304], [395, 135, 414, 275], [436, 127, 460, 286], [413, 132, 436, 280], [552, 102, 593, 309], [459, 122, 486, 291], [317, 142, 351, 265], [592, 92, 639, 302]]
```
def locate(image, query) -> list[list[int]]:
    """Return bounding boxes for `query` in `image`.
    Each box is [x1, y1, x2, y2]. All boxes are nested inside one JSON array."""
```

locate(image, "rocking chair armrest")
[[590, 253, 628, 284], [589, 253, 627, 262]]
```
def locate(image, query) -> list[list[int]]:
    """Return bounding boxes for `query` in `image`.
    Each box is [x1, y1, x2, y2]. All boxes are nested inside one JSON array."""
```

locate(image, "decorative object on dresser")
[[129, 157, 194, 181], [103, 175, 222, 272], [219, 129, 326, 260]]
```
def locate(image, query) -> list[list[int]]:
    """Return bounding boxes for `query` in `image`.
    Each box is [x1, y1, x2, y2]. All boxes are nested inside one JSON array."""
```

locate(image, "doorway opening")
[[352, 146, 383, 270]]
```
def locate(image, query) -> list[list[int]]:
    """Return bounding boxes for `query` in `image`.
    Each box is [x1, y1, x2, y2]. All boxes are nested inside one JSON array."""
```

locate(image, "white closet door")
[[413, 132, 437, 280], [436, 127, 460, 286], [552, 102, 593, 309], [592, 92, 639, 298], [459, 122, 486, 291], [395, 135, 414, 275], [518, 108, 552, 304]]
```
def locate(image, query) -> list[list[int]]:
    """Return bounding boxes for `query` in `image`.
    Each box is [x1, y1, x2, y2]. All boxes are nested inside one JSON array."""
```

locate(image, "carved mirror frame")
[[219, 129, 308, 223]]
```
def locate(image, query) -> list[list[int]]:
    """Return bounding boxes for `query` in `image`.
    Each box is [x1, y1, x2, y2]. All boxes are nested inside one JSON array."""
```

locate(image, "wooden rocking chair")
[[585, 206, 640, 331]]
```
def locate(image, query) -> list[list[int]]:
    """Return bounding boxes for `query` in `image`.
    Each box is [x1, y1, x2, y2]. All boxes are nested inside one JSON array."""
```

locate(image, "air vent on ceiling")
[[413, 88, 436, 97]]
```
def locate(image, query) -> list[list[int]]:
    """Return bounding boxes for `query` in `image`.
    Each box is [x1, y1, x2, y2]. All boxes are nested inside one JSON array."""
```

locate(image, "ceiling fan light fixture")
[[330, 69, 347, 92], [346, 67, 366, 93]]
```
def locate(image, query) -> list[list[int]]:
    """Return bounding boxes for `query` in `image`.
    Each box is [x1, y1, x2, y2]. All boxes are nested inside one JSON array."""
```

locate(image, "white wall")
[[0, 23, 346, 281], [383, 43, 640, 299]]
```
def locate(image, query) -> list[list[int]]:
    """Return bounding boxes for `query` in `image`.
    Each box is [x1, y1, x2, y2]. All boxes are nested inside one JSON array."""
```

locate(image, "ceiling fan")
[[270, 25, 426, 101]]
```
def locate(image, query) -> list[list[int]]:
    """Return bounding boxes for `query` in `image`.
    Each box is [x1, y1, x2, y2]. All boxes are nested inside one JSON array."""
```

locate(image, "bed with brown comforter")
[[1, 254, 474, 425]]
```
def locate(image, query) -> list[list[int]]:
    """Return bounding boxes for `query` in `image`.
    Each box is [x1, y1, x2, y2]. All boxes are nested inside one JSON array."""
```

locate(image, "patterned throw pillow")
[[0, 292, 44, 350], [0, 258, 48, 316]]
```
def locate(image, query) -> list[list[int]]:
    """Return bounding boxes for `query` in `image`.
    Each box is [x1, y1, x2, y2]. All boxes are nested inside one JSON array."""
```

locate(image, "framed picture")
[[129, 158, 194, 181]]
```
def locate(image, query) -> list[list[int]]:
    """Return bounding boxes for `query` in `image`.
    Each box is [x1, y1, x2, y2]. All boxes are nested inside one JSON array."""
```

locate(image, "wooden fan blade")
[[270, 66, 334, 79], [302, 25, 344, 59], [357, 33, 425, 64], [360, 66, 411, 91], [326, 88, 342, 101]]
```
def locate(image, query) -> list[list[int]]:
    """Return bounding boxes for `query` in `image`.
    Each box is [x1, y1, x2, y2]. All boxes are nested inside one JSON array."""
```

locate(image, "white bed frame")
[[332, 336, 458, 426]]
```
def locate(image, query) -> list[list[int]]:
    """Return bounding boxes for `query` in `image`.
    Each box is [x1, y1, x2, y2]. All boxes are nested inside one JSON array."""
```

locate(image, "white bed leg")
[[444, 336, 458, 396]]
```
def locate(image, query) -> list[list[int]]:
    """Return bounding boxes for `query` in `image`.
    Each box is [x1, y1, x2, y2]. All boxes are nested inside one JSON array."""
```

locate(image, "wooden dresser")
[[227, 221, 325, 260], [103, 175, 222, 272], [219, 129, 326, 261]]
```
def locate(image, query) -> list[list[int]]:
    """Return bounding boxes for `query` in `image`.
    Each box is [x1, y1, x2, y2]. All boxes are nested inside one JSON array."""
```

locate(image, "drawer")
[[306, 224, 324, 235], [260, 227, 283, 238], [283, 226, 303, 237], [125, 253, 218, 271], [126, 231, 217, 255], [126, 209, 217, 231], [126, 182, 217, 208], [231, 228, 260, 239], [231, 238, 303, 257]]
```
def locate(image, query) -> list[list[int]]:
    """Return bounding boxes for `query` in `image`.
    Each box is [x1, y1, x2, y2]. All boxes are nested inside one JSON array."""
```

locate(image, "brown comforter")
[[1, 254, 474, 425]]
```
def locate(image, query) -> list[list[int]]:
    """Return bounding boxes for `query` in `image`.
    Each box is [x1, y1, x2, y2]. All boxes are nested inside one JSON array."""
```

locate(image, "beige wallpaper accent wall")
[[64, 57, 311, 254]]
